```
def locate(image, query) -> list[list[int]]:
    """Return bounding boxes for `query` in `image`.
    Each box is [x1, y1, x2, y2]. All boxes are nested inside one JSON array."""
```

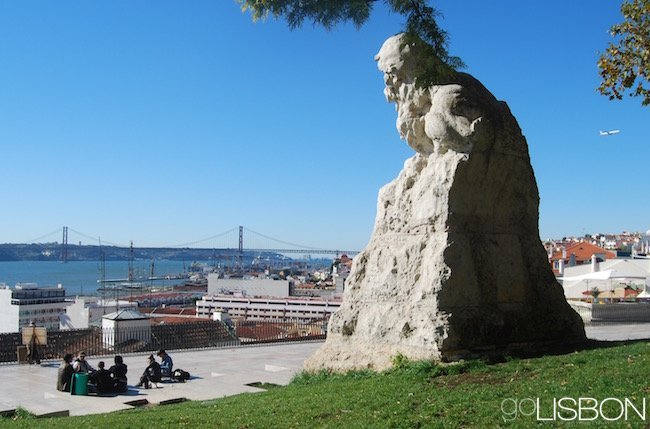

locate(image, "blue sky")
[[0, 1, 647, 250]]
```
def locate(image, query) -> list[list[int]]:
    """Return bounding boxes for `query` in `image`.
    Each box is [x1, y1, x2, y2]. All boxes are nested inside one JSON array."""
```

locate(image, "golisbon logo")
[[501, 397, 646, 422]]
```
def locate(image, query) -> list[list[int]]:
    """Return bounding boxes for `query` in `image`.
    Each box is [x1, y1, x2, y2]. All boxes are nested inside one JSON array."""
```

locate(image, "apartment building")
[[0, 283, 68, 333]]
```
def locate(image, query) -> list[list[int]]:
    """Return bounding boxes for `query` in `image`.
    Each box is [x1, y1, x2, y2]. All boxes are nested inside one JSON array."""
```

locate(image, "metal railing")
[[568, 300, 650, 325], [0, 317, 328, 364]]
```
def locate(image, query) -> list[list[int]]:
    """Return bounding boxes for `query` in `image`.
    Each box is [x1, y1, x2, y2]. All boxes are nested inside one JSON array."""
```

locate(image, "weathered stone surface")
[[305, 35, 586, 372]]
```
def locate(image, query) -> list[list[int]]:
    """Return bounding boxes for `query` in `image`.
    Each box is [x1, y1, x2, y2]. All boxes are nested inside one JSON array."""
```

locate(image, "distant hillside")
[[0, 243, 280, 262]]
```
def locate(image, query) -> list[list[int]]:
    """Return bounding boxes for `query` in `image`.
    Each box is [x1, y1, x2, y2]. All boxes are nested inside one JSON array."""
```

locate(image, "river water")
[[0, 260, 199, 296]]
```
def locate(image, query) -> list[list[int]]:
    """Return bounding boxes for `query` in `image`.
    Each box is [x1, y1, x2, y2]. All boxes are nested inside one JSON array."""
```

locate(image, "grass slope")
[[2, 341, 649, 428]]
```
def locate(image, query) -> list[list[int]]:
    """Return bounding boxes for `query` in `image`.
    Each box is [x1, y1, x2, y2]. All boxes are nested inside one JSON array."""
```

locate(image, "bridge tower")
[[236, 225, 244, 271], [61, 226, 68, 263], [128, 241, 134, 282]]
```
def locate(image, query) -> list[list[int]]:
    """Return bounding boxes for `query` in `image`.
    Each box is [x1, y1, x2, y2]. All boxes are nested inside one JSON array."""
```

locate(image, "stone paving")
[[0, 324, 649, 418], [584, 323, 650, 342], [0, 341, 323, 417]]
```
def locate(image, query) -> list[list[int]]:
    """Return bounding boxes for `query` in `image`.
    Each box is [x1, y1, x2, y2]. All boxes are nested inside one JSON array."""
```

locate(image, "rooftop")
[[102, 309, 149, 321]]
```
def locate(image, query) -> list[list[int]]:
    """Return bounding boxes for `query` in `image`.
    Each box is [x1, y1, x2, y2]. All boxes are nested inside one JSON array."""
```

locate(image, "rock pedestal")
[[305, 35, 585, 372]]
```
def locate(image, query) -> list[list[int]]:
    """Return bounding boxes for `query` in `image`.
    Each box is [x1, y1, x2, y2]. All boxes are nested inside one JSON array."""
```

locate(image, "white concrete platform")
[[585, 323, 650, 342], [0, 341, 323, 417]]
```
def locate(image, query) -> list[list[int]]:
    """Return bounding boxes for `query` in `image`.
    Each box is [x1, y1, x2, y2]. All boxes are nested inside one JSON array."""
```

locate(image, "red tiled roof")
[[296, 283, 316, 289], [550, 242, 616, 263], [149, 316, 210, 325], [140, 307, 197, 316]]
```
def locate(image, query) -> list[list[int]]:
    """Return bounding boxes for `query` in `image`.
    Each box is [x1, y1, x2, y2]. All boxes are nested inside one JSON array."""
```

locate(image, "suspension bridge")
[[24, 226, 361, 263]]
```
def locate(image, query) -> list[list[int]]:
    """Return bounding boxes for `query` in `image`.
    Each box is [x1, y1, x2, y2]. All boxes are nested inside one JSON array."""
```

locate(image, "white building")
[[102, 309, 151, 348], [196, 295, 340, 321], [559, 258, 650, 299], [208, 275, 291, 298], [0, 283, 68, 333], [59, 297, 138, 330]]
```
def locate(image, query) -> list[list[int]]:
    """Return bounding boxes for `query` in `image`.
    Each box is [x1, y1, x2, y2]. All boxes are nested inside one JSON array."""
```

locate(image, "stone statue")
[[305, 34, 586, 372]]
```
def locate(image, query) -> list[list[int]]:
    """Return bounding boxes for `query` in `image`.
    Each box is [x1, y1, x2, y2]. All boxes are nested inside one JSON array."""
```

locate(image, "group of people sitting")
[[56, 351, 128, 393], [56, 349, 173, 393]]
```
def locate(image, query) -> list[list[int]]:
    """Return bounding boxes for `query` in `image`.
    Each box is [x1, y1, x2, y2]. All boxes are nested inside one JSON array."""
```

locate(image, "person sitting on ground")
[[56, 353, 74, 392], [90, 361, 114, 394], [136, 354, 161, 389], [109, 355, 128, 393], [157, 349, 173, 378], [72, 351, 95, 374]]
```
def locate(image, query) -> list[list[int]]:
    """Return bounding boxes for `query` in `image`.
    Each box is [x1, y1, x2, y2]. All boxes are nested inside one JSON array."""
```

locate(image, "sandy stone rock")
[[305, 35, 586, 372]]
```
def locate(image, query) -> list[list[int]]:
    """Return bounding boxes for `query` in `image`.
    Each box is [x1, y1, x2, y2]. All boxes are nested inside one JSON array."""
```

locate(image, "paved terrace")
[[1, 325, 649, 418], [0, 341, 323, 418]]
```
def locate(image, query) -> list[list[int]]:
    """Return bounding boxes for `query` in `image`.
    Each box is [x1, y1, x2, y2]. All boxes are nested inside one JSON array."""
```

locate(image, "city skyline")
[[1, 1, 647, 250], [4, 224, 650, 253]]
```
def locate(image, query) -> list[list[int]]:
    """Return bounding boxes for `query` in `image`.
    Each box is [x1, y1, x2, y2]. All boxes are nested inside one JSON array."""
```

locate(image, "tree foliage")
[[598, 0, 650, 106], [237, 0, 464, 86]]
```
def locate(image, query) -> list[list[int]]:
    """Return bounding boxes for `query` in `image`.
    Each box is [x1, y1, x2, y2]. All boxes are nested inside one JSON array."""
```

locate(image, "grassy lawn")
[[2, 340, 649, 428]]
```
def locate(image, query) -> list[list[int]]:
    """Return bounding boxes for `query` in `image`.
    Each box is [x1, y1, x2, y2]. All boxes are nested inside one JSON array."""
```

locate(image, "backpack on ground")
[[172, 369, 190, 382]]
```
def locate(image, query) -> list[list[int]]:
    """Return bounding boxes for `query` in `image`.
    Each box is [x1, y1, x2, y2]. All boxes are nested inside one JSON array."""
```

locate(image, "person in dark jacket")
[[27, 335, 41, 365], [56, 353, 74, 392], [136, 354, 161, 389], [90, 361, 114, 394], [109, 355, 128, 393], [157, 349, 173, 377]]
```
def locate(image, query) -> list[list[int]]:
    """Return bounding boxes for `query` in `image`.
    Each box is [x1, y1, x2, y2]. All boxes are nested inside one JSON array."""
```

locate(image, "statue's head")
[[376, 34, 495, 155]]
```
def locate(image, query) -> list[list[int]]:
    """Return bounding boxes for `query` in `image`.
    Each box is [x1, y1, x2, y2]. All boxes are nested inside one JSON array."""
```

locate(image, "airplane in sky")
[[599, 129, 620, 136]]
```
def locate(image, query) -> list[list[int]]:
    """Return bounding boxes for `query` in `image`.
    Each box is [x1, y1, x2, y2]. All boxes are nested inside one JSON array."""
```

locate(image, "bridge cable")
[[67, 227, 126, 247], [24, 227, 64, 244], [165, 227, 240, 248], [243, 227, 324, 251]]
